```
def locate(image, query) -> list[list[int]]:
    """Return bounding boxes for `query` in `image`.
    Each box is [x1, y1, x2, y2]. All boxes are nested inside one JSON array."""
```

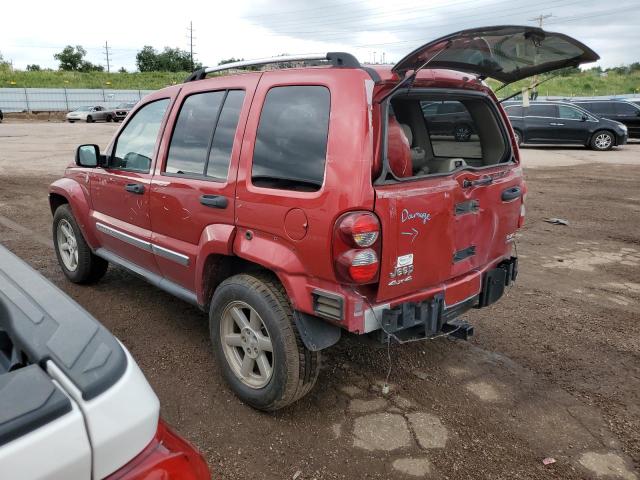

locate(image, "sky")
[[2, 0, 639, 72]]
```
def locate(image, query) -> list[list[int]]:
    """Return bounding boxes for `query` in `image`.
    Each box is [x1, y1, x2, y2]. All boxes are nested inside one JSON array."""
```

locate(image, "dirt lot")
[[1, 122, 639, 480]]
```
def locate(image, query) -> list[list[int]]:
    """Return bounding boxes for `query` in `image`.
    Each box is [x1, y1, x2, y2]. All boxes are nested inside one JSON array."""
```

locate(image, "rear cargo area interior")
[[387, 93, 508, 179]]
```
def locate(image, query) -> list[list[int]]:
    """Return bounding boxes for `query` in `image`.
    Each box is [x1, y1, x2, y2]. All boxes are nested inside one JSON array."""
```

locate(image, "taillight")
[[518, 194, 526, 228], [333, 212, 381, 284], [105, 419, 210, 480]]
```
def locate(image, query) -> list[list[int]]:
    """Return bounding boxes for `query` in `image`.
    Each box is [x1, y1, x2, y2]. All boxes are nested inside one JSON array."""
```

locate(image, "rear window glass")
[[526, 105, 557, 117], [252, 86, 330, 192], [384, 95, 507, 180], [421, 101, 481, 158]]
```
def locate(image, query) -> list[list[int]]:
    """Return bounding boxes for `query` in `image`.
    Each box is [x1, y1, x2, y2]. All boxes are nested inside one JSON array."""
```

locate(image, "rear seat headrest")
[[399, 124, 413, 146]]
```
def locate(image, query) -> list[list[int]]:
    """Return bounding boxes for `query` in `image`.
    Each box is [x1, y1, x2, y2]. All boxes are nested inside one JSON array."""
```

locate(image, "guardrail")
[[0, 88, 155, 113]]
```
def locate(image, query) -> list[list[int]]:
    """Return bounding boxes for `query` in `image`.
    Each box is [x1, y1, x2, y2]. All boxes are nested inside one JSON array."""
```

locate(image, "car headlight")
[[620, 124, 628, 133]]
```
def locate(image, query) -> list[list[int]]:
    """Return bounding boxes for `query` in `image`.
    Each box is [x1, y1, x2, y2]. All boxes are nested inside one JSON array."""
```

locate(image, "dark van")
[[505, 101, 628, 150], [570, 99, 640, 138]]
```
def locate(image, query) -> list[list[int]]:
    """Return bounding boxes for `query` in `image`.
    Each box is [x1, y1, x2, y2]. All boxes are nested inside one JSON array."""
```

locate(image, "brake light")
[[518, 194, 526, 228], [105, 419, 210, 480], [333, 212, 381, 284]]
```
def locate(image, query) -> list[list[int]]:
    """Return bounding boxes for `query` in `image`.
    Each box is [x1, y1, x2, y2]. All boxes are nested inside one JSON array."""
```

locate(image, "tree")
[[136, 46, 201, 72], [0, 52, 11, 72], [54, 45, 87, 71], [118, 67, 127, 73], [136, 46, 158, 72], [26, 64, 41, 71], [218, 57, 244, 65]]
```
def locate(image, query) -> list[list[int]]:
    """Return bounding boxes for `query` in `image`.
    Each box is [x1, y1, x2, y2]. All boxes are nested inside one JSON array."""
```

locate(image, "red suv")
[[49, 26, 598, 410]]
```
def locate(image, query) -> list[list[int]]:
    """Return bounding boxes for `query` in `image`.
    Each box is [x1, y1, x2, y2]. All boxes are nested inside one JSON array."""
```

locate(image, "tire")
[[53, 205, 108, 284], [106, 115, 113, 122], [590, 130, 614, 151], [513, 129, 523, 147], [453, 124, 472, 142], [86, 115, 93, 123], [209, 273, 320, 411], [68, 120, 75, 123]]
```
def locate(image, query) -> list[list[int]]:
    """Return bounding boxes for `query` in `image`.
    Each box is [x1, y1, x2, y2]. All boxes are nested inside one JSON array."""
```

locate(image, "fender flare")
[[49, 177, 99, 248], [194, 224, 237, 306]]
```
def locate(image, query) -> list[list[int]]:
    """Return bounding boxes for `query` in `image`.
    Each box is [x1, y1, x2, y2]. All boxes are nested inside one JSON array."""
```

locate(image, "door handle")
[[549, 122, 565, 126], [462, 176, 492, 188], [125, 183, 145, 194], [501, 186, 522, 202], [200, 194, 228, 209]]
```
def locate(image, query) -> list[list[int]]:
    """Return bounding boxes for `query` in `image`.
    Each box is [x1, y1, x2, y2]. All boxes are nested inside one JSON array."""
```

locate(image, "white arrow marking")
[[401, 227, 419, 243]]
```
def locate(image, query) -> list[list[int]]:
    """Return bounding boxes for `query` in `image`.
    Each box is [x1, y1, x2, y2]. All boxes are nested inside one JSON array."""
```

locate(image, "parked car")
[[569, 99, 640, 138], [0, 245, 210, 479], [49, 25, 598, 410], [420, 101, 476, 141], [66, 106, 113, 123], [112, 102, 137, 122], [504, 101, 627, 150]]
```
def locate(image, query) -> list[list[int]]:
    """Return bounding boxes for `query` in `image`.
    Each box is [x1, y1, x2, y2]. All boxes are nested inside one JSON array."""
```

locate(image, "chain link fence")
[[0, 88, 155, 113]]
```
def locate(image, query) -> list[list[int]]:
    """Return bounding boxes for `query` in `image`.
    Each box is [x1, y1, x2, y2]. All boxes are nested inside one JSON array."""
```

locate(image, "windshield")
[[76, 106, 93, 111], [117, 103, 135, 109]]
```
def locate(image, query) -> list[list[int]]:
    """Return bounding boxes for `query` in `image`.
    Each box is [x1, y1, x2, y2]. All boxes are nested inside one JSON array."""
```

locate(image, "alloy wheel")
[[595, 133, 612, 150], [220, 301, 274, 389], [56, 219, 78, 271]]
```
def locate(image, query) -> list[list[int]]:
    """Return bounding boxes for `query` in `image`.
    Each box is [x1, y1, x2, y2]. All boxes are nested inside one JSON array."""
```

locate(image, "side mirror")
[[581, 115, 588, 121], [76, 144, 101, 167]]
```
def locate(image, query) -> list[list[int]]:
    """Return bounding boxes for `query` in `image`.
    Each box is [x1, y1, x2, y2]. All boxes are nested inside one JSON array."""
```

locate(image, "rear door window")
[[526, 105, 558, 117], [252, 86, 330, 192], [586, 102, 615, 116], [421, 100, 481, 158], [505, 105, 523, 117], [165, 90, 245, 179], [614, 102, 640, 116], [558, 105, 585, 120]]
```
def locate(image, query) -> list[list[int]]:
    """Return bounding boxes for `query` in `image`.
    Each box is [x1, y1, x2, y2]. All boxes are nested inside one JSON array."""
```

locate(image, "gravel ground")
[[1, 121, 639, 479]]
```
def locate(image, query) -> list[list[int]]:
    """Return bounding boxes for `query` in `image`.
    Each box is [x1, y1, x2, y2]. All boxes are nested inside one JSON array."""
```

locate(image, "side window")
[[588, 103, 613, 115], [614, 102, 640, 116], [558, 105, 584, 120], [165, 90, 245, 179], [252, 86, 330, 192], [421, 103, 439, 116], [112, 99, 170, 172], [207, 90, 245, 179], [505, 105, 523, 117], [526, 105, 557, 117]]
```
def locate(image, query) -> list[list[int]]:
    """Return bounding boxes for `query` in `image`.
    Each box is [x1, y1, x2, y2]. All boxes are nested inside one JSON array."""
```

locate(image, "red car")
[[49, 26, 598, 410]]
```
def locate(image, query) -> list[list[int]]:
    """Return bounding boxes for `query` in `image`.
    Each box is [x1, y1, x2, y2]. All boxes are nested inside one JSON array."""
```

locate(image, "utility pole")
[[187, 21, 196, 70], [527, 14, 552, 101], [103, 41, 111, 73]]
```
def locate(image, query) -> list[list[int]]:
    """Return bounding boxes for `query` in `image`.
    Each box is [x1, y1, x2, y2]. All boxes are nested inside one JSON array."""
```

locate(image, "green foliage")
[[53, 45, 103, 72], [136, 46, 201, 72], [26, 64, 41, 71], [218, 57, 244, 65], [0, 52, 11, 73], [0, 70, 187, 89]]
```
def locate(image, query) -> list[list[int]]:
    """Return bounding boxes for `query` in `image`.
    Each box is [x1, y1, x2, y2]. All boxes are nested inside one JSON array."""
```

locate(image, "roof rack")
[[185, 52, 360, 82]]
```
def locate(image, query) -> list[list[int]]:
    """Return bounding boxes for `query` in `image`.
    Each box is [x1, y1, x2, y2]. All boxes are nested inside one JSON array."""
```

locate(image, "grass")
[[0, 70, 188, 90], [1, 69, 640, 98], [487, 70, 640, 99]]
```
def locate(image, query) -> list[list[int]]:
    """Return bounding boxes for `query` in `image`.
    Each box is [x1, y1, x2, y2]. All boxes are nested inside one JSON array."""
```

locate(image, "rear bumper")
[[367, 257, 518, 341]]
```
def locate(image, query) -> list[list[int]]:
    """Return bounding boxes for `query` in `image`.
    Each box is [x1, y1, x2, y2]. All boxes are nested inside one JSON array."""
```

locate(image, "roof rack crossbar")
[[185, 52, 360, 82]]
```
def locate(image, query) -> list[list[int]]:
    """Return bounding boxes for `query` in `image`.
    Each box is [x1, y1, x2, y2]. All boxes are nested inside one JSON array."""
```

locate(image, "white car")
[[0, 246, 209, 480], [66, 106, 114, 123]]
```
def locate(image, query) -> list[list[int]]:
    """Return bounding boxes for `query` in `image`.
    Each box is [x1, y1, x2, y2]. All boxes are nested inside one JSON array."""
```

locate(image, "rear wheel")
[[513, 129, 523, 147], [209, 273, 320, 411], [53, 205, 108, 283], [590, 130, 614, 151], [106, 115, 113, 122]]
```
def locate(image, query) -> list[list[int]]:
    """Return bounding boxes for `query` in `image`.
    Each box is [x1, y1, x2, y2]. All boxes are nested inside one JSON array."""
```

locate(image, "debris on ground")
[[542, 457, 557, 466], [544, 218, 569, 226]]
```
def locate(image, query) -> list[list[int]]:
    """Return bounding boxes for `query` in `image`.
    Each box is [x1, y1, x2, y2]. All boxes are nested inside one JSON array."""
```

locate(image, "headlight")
[[620, 124, 628, 132]]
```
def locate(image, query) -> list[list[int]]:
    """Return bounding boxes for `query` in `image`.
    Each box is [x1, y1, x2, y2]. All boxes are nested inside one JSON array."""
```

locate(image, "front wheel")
[[106, 115, 113, 122], [209, 273, 320, 411], [590, 130, 614, 151], [86, 115, 93, 123], [53, 205, 108, 283], [513, 129, 523, 147]]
